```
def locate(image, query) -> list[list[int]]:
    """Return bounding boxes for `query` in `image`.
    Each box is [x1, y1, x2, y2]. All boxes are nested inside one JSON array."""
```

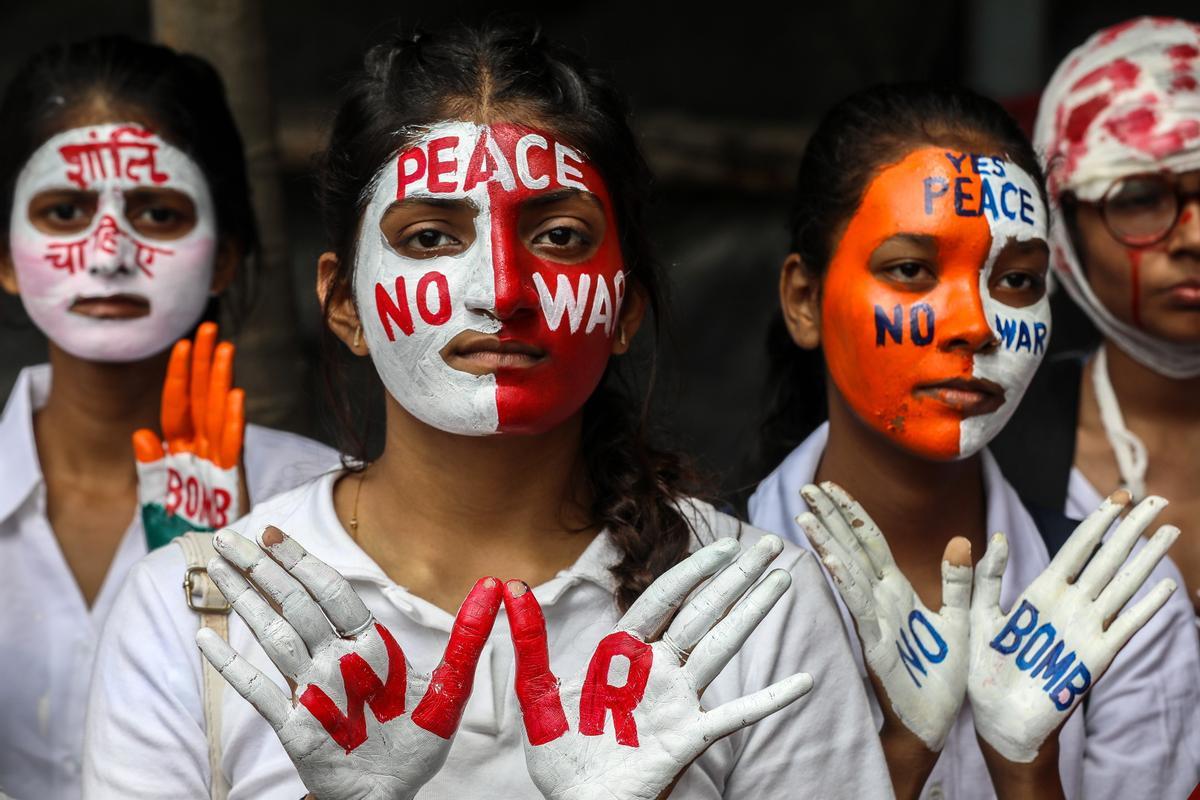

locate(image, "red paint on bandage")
[[411, 577, 502, 739], [578, 631, 653, 747], [300, 623, 408, 753], [504, 581, 569, 745]]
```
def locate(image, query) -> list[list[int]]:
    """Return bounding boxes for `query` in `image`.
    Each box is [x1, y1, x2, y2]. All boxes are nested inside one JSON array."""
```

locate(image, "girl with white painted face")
[[0, 37, 337, 800], [993, 17, 1200, 622], [83, 24, 889, 800], [749, 83, 1199, 799]]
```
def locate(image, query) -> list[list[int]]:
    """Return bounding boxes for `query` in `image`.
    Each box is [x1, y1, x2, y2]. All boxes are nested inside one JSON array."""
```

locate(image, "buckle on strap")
[[184, 566, 232, 614]]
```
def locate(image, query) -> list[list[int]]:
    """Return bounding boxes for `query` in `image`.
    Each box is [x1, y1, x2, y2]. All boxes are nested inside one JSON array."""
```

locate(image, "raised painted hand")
[[797, 482, 971, 752], [503, 536, 814, 800], [133, 322, 244, 548], [196, 527, 502, 800], [969, 491, 1179, 762]]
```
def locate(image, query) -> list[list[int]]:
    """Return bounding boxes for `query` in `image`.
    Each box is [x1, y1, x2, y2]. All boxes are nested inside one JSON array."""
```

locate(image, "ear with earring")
[[352, 325, 362, 350], [618, 326, 627, 348]]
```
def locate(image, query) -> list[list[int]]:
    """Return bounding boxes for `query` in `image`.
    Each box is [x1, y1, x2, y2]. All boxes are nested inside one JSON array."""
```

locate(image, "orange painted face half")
[[821, 146, 1051, 461]]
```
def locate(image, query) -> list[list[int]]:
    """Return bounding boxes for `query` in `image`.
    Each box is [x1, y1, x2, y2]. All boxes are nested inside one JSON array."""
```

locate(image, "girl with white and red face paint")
[[995, 17, 1200, 622], [750, 83, 1198, 800], [0, 37, 337, 800], [83, 23, 889, 800]]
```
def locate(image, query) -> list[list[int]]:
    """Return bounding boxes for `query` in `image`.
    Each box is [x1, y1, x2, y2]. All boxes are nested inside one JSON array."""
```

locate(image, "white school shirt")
[[748, 422, 1200, 800], [82, 470, 894, 800], [0, 364, 340, 800]]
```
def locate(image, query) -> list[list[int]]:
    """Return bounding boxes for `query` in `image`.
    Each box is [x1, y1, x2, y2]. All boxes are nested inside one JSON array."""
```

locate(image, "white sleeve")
[[82, 546, 209, 799], [1081, 551, 1200, 798], [679, 545, 894, 799]]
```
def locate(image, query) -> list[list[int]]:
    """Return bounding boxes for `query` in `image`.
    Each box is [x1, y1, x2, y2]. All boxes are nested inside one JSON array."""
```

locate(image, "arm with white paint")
[[968, 492, 1180, 780], [503, 536, 815, 800], [796, 482, 971, 797], [197, 527, 502, 800], [133, 322, 246, 549]]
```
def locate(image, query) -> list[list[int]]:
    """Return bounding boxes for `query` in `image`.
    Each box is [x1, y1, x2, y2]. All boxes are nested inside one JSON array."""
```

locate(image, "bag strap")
[[176, 532, 232, 800]]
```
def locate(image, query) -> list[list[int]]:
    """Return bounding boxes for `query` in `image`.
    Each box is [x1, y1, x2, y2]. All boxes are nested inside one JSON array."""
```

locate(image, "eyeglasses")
[[1098, 171, 1200, 248]]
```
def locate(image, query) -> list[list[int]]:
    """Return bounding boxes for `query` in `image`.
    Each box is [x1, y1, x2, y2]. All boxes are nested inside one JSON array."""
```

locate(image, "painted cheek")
[[486, 125, 624, 434], [822, 151, 993, 460]]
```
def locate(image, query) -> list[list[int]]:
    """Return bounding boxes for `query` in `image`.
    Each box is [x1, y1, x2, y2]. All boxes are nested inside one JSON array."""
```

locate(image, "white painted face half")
[[8, 123, 217, 362], [962, 161, 1052, 457], [354, 121, 502, 436]]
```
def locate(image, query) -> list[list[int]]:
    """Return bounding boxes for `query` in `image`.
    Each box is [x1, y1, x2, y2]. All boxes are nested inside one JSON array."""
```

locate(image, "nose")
[[488, 227, 537, 322], [937, 279, 998, 354], [86, 215, 134, 278]]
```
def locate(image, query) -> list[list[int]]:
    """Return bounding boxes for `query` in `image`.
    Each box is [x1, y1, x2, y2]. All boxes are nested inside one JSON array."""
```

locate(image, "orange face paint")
[[821, 147, 1050, 460]]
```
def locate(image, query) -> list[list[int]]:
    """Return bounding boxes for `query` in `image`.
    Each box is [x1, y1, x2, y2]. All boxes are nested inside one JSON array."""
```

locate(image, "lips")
[[1163, 280, 1200, 308], [69, 293, 151, 319], [441, 331, 547, 375], [913, 377, 1006, 416]]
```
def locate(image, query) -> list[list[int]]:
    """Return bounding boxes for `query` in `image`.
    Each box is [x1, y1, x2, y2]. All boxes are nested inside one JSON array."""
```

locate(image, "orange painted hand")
[[133, 322, 246, 548]]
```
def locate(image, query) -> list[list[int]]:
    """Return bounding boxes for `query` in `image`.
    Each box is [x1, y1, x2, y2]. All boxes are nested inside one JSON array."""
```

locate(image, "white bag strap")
[[176, 532, 232, 800]]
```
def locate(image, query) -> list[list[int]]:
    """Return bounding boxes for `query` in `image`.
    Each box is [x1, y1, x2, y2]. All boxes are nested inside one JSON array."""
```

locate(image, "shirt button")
[[926, 783, 945, 800], [62, 756, 80, 776]]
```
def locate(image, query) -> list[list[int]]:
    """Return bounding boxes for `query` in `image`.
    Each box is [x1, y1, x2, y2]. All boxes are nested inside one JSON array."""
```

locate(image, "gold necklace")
[[348, 465, 368, 539]]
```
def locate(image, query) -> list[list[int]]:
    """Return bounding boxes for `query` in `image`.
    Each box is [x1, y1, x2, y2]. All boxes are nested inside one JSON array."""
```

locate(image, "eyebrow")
[[384, 196, 479, 214], [878, 232, 938, 248], [997, 238, 1050, 256], [521, 188, 603, 210]]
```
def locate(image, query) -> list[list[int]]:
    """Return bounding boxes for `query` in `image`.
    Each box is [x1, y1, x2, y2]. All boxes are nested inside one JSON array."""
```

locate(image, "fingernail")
[[1108, 489, 1131, 505], [506, 580, 528, 597], [261, 526, 285, 547]]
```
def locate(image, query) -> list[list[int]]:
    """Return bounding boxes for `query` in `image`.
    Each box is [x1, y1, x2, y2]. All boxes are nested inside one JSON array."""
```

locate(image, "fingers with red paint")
[[503, 580, 569, 745], [511, 537, 812, 800], [198, 525, 500, 799], [411, 576, 503, 738]]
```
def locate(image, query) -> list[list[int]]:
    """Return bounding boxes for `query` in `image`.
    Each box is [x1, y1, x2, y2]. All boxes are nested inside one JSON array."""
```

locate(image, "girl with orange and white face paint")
[[994, 17, 1200, 622], [750, 83, 1199, 799]]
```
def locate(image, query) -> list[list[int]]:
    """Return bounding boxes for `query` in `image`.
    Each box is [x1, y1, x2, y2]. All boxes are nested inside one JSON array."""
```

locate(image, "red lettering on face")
[[427, 136, 459, 193], [462, 134, 495, 192], [376, 277, 415, 341], [57, 125, 169, 190], [300, 622, 409, 753], [578, 631, 653, 747], [416, 271, 451, 325], [397, 148, 428, 200], [821, 148, 993, 460], [481, 125, 625, 434]]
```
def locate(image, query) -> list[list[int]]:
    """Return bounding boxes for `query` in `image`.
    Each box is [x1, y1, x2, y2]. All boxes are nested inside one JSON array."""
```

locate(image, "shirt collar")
[[0, 365, 50, 524]]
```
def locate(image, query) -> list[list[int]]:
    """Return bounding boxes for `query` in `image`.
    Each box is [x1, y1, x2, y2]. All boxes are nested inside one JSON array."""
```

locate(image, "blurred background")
[[0, 0, 1193, 496]]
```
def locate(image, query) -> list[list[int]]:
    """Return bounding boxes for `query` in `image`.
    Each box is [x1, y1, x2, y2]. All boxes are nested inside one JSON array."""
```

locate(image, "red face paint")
[[356, 122, 625, 436]]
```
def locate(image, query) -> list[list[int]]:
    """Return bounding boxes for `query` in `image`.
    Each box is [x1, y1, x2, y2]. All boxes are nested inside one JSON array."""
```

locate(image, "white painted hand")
[[969, 492, 1179, 763], [196, 527, 502, 800], [503, 536, 814, 800], [797, 482, 971, 752]]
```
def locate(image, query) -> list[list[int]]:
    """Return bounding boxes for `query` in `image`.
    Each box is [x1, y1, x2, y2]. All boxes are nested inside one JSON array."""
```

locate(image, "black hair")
[[0, 35, 258, 322], [758, 82, 1048, 475], [317, 23, 701, 611]]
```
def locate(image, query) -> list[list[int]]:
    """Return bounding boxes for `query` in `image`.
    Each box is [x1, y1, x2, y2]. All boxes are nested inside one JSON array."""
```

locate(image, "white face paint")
[[8, 123, 217, 363], [962, 162, 1052, 457], [354, 122, 500, 436], [353, 120, 624, 437]]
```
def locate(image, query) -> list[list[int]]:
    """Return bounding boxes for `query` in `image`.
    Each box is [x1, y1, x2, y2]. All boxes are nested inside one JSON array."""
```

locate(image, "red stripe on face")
[[481, 124, 625, 434]]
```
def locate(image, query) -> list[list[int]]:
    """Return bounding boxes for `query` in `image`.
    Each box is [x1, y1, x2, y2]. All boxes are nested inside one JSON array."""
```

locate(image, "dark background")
[[0, 1, 1192, 495]]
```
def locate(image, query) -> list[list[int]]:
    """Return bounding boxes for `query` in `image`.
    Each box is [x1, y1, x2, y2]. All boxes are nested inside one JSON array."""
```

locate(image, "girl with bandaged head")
[[0, 36, 336, 800], [83, 24, 890, 799], [994, 17, 1200, 622], [750, 82, 1199, 798]]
